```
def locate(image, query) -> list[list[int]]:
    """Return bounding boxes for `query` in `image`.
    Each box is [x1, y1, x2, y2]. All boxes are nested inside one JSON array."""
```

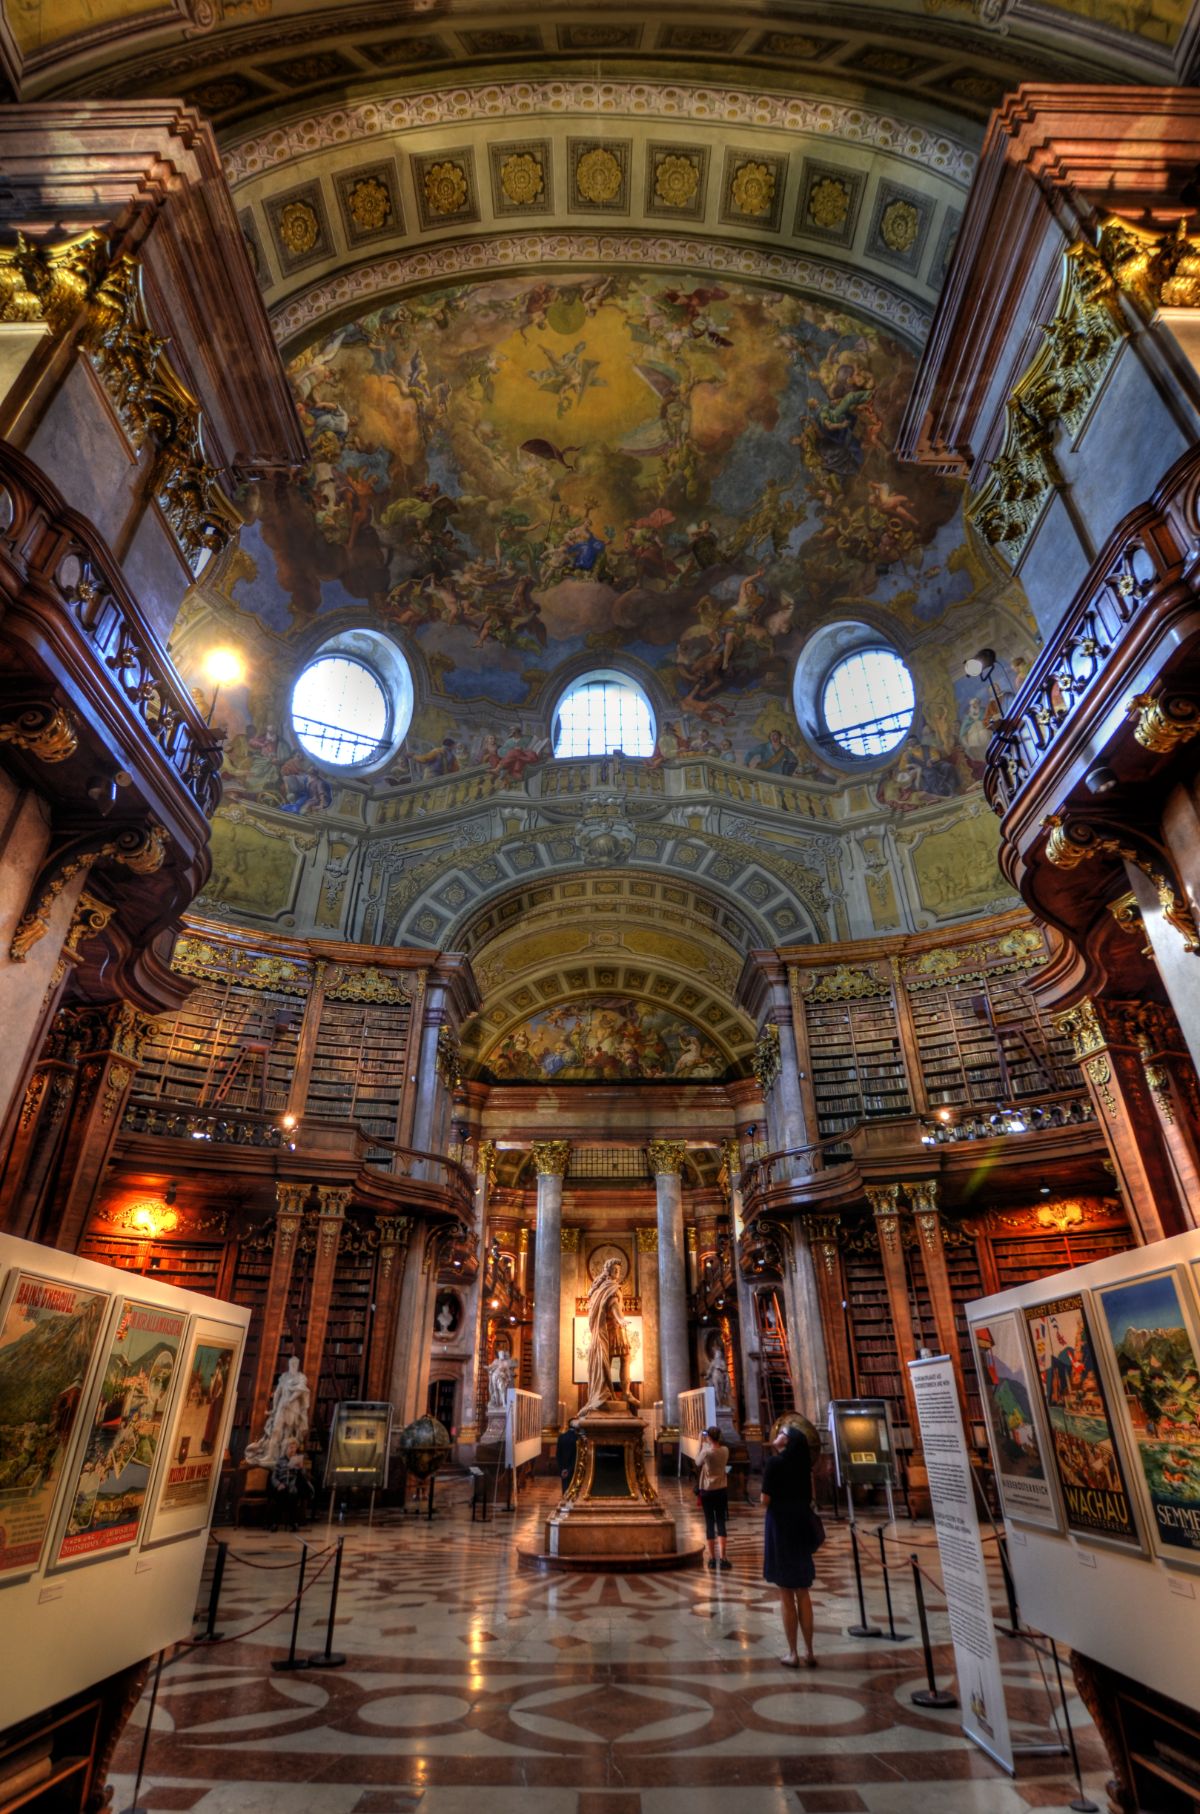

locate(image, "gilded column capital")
[[560, 1225, 582, 1252], [801, 1213, 841, 1278], [275, 1183, 308, 1216], [478, 1139, 498, 1184], [378, 1214, 409, 1279], [636, 1226, 658, 1253], [686, 1226, 699, 1253], [518, 1227, 529, 1255], [647, 1139, 688, 1176], [902, 1180, 940, 1218], [316, 1185, 351, 1216], [865, 1183, 903, 1258], [1053, 998, 1105, 1060], [531, 1139, 571, 1177]]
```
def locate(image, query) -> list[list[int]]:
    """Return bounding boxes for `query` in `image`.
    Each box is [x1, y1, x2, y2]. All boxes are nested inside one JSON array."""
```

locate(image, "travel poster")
[[0, 1272, 110, 1579], [1097, 1268, 1200, 1562], [969, 1312, 1060, 1531], [1024, 1293, 1140, 1546], [56, 1299, 185, 1562], [147, 1319, 243, 1545]]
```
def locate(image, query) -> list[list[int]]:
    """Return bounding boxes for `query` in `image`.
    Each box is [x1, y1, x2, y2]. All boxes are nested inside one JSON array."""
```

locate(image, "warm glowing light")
[[281, 1112, 297, 1130], [126, 1197, 178, 1239], [203, 647, 245, 688]]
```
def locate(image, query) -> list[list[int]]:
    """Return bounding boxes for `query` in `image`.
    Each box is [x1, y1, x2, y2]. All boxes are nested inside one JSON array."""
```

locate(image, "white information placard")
[[910, 1354, 1014, 1774]]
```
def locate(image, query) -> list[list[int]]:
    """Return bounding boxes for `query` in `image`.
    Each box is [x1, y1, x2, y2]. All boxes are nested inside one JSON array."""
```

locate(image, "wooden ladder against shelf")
[[206, 1040, 270, 1111], [755, 1288, 795, 1430]]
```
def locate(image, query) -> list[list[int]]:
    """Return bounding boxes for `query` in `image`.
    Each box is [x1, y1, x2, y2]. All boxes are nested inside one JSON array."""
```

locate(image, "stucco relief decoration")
[[500, 153, 545, 207], [730, 161, 775, 217], [655, 156, 701, 209], [808, 178, 850, 230], [279, 201, 320, 255], [880, 199, 920, 254], [575, 148, 623, 205], [346, 178, 392, 233], [751, 1022, 781, 1092], [425, 161, 470, 217]]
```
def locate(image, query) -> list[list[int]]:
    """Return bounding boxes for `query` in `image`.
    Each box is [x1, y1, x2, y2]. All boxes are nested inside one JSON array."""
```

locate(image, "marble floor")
[[109, 1478, 1111, 1814]]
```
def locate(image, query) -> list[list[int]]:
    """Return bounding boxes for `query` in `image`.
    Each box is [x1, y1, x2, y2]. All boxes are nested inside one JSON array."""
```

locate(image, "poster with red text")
[[55, 1299, 186, 1564], [145, 1319, 244, 1546]]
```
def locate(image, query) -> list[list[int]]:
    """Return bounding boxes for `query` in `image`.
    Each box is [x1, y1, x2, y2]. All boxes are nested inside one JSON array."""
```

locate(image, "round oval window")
[[291, 655, 390, 767], [821, 648, 914, 759]]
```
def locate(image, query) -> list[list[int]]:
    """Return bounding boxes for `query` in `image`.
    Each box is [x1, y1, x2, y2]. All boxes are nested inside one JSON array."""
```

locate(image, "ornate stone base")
[[532, 1410, 701, 1570]]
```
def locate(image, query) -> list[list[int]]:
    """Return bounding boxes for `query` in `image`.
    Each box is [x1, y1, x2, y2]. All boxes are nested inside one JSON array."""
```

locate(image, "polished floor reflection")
[[110, 1479, 1110, 1813]]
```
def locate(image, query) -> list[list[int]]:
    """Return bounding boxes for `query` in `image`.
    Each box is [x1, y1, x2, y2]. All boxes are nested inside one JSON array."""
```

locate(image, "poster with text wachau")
[[1024, 1293, 1141, 1548]]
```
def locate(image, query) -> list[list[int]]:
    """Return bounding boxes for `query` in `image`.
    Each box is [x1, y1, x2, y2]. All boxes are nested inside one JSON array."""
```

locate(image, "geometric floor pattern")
[[109, 1479, 1113, 1814]]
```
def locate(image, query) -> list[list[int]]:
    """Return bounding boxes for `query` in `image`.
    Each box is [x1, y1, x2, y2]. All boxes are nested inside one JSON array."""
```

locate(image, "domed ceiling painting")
[[176, 267, 1039, 938]]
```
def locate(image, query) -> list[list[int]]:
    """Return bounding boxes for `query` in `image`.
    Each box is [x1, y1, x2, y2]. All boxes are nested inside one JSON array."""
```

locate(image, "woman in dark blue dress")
[[761, 1427, 817, 1667]]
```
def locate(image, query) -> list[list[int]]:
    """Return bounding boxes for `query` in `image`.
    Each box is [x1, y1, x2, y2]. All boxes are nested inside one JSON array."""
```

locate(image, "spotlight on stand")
[[963, 648, 1010, 716]]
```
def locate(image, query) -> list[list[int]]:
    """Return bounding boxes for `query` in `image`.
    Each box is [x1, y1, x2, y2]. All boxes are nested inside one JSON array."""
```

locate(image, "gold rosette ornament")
[[425, 161, 468, 216], [731, 161, 775, 218], [654, 155, 700, 209]]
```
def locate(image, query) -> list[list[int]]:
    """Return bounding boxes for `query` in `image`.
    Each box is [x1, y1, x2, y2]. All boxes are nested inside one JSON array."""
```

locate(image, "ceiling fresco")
[[169, 262, 1036, 951], [480, 995, 733, 1081]]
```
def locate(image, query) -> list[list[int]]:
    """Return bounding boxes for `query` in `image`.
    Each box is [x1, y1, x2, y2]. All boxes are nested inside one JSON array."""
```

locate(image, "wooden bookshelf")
[[229, 1245, 271, 1453], [308, 999, 412, 1159], [905, 971, 1075, 1111], [136, 982, 301, 1112], [76, 1232, 223, 1296], [843, 1250, 904, 1425], [804, 993, 911, 1142], [991, 1225, 1131, 1291], [0, 1695, 100, 1814], [945, 1241, 986, 1428], [313, 1248, 375, 1432]]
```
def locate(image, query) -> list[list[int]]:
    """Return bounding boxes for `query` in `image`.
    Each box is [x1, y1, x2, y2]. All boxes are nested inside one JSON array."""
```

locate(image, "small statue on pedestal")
[[244, 1355, 310, 1469]]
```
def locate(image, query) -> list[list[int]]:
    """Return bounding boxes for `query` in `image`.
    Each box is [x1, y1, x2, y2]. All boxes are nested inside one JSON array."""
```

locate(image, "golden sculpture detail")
[[11, 821, 170, 962], [647, 1138, 687, 1175], [808, 176, 850, 229], [424, 161, 469, 216], [1042, 814, 1200, 953], [1125, 691, 1200, 753], [278, 200, 320, 254], [805, 961, 889, 1000], [730, 160, 775, 217], [654, 155, 700, 209], [751, 1021, 781, 1090], [324, 962, 410, 1003], [500, 153, 545, 207], [575, 147, 623, 205], [172, 934, 311, 994], [530, 1138, 571, 1176], [0, 231, 237, 561], [0, 702, 78, 763], [880, 198, 919, 253], [345, 177, 392, 232], [1096, 214, 1200, 313]]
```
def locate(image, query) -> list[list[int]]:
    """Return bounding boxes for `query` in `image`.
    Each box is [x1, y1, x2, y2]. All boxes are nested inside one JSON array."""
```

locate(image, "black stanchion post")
[[120, 1647, 165, 1814], [876, 1526, 910, 1641], [847, 1522, 882, 1639], [909, 1555, 957, 1708], [308, 1536, 347, 1669], [427, 1475, 436, 1521], [272, 1542, 310, 1673], [1050, 1639, 1099, 1812], [996, 1533, 1021, 1637], [194, 1540, 227, 1643]]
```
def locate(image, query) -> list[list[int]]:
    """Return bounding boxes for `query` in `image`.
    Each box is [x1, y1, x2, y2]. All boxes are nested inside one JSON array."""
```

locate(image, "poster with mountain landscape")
[[0, 1272, 110, 1581], [1097, 1269, 1200, 1564], [969, 1310, 1061, 1531]]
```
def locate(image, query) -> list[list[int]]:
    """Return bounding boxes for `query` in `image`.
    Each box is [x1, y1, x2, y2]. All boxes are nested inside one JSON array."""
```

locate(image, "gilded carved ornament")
[[171, 935, 311, 995], [647, 1139, 688, 1176], [1124, 692, 1200, 754], [0, 702, 79, 763], [752, 1022, 781, 1092], [560, 1225, 582, 1252], [804, 962, 889, 1001], [63, 892, 116, 961], [435, 1023, 462, 1090], [1084, 1053, 1120, 1119], [478, 1139, 498, 1185], [865, 1184, 903, 1257], [1138, 1042, 1175, 1124], [1042, 814, 1200, 954], [1108, 890, 1150, 954], [325, 963, 410, 1004], [1052, 997, 1105, 1060], [0, 232, 237, 561], [636, 1226, 658, 1253], [530, 1139, 571, 1177], [12, 822, 170, 962]]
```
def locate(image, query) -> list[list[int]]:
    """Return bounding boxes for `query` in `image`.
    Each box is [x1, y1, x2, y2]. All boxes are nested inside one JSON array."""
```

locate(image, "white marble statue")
[[487, 1348, 515, 1407], [436, 1299, 455, 1335], [705, 1342, 732, 1408], [244, 1355, 311, 1468], [580, 1257, 632, 1415]]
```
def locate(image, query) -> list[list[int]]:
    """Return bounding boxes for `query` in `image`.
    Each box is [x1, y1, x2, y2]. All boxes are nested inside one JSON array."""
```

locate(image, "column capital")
[[636, 1226, 658, 1253], [902, 1179, 940, 1218], [275, 1183, 308, 1217], [801, 1214, 841, 1279], [478, 1138, 498, 1183], [531, 1139, 571, 1176], [864, 1183, 901, 1215], [560, 1224, 582, 1252], [647, 1138, 688, 1176], [316, 1185, 351, 1216]]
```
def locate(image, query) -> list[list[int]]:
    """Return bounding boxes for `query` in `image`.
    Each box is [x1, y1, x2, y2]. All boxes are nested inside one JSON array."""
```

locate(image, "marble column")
[[648, 1139, 690, 1429], [725, 1138, 762, 1439], [531, 1140, 570, 1434], [459, 1139, 495, 1444], [787, 1221, 833, 1424]]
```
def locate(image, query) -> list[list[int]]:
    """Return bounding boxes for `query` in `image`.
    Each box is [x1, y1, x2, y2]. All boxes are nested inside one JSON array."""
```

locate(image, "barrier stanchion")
[[847, 1523, 882, 1639], [119, 1648, 165, 1814], [193, 1540, 227, 1643], [875, 1527, 911, 1641], [996, 1533, 1021, 1637], [1049, 1639, 1100, 1813], [909, 1556, 957, 1708], [271, 1543, 310, 1673], [308, 1535, 347, 1669]]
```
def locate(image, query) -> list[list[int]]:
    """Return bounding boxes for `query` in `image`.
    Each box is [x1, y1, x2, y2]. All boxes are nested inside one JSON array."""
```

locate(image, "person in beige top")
[[697, 1426, 731, 1570]]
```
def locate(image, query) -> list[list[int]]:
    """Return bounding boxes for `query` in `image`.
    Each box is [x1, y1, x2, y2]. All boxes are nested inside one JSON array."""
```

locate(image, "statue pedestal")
[[530, 1409, 701, 1571]]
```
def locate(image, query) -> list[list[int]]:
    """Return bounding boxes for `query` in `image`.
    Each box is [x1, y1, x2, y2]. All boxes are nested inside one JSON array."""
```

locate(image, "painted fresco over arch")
[[477, 995, 730, 1082]]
